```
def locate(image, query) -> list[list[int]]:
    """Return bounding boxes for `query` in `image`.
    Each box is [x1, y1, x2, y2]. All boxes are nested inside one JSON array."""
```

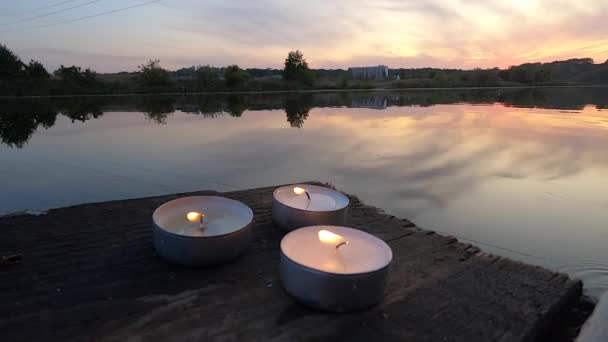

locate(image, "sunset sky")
[[1, 0, 607, 72]]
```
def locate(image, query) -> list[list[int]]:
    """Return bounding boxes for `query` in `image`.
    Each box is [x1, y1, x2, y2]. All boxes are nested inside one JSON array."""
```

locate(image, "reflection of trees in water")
[[0, 109, 57, 148], [0, 97, 106, 148], [196, 95, 224, 117], [60, 98, 105, 122], [284, 94, 313, 128], [192, 94, 249, 117], [226, 95, 248, 117], [178, 94, 249, 117], [381, 88, 608, 110], [2, 88, 608, 148], [138, 96, 176, 124]]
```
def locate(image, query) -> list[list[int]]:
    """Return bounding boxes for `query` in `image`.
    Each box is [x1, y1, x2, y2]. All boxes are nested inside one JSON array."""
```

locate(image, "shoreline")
[[2, 84, 608, 99]]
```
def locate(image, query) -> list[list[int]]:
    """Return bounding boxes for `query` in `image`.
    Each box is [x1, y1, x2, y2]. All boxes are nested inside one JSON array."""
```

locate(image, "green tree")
[[0, 43, 25, 79], [498, 69, 511, 82], [138, 59, 172, 86], [339, 75, 349, 88], [196, 65, 220, 90], [509, 64, 536, 84], [534, 68, 551, 83], [469, 68, 500, 86], [54, 65, 78, 80], [431, 70, 447, 85], [25, 60, 49, 79], [51, 66, 104, 95], [571, 58, 594, 65], [54, 65, 99, 87], [224, 65, 249, 88], [283, 50, 314, 86]]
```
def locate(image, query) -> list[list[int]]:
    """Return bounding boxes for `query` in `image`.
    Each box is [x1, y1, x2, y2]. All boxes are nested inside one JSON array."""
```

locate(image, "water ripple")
[[557, 260, 608, 300]]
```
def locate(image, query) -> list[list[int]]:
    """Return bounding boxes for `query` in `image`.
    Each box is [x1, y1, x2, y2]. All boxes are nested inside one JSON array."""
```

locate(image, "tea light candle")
[[280, 225, 392, 312], [272, 184, 349, 231], [152, 196, 253, 266]]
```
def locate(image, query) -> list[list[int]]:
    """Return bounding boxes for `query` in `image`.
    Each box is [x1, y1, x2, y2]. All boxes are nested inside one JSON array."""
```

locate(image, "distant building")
[[349, 65, 389, 80]]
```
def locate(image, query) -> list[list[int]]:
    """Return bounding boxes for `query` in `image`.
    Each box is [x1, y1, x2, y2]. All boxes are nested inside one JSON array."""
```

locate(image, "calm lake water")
[[1, 88, 607, 299]]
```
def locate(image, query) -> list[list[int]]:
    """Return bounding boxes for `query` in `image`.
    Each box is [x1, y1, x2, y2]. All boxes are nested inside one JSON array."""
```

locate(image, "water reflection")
[[61, 97, 105, 123], [351, 95, 388, 109], [1, 89, 607, 298], [2, 87, 608, 148], [226, 94, 248, 117], [284, 94, 313, 128], [0, 105, 56, 148], [139, 96, 176, 124]]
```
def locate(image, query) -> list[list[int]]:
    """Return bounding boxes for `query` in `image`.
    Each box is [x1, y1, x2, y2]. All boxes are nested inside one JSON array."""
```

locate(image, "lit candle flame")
[[186, 211, 203, 222], [186, 211, 205, 229], [293, 186, 311, 200], [318, 229, 348, 249]]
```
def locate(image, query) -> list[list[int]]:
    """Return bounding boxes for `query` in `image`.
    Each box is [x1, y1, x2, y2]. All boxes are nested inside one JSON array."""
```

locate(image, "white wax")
[[153, 196, 253, 237], [273, 184, 349, 212], [280, 193, 337, 211], [165, 212, 248, 237], [281, 226, 393, 275]]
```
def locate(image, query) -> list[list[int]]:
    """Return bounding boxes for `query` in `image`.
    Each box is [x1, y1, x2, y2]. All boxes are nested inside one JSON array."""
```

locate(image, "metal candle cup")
[[272, 184, 349, 231], [152, 196, 253, 267], [280, 226, 393, 312]]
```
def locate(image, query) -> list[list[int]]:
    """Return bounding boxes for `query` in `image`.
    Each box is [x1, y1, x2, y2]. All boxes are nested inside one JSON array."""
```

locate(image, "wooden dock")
[[0, 183, 583, 341]]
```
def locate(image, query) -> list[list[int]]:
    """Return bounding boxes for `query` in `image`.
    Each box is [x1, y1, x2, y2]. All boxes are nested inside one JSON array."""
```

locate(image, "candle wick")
[[336, 241, 348, 250], [304, 191, 311, 209], [199, 215, 205, 230]]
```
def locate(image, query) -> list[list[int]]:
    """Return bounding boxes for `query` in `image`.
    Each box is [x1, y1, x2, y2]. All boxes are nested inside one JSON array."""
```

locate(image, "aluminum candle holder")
[[272, 184, 349, 231], [152, 196, 253, 267], [280, 225, 393, 312]]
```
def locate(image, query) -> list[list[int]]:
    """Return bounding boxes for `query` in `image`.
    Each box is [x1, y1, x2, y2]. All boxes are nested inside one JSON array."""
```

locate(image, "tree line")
[[0, 44, 316, 96], [1, 42, 607, 96], [388, 58, 608, 88]]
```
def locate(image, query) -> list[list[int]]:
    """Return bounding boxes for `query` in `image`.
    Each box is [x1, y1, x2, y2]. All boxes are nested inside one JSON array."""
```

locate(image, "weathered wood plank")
[[0, 183, 581, 342]]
